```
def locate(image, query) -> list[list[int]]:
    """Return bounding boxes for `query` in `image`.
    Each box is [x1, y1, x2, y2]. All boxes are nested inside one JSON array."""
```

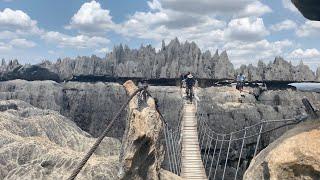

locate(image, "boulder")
[[244, 119, 320, 180], [159, 169, 183, 180], [118, 80, 165, 180]]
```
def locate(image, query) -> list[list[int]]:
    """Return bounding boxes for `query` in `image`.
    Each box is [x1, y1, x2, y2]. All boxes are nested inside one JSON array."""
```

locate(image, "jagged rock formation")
[[118, 80, 165, 179], [316, 67, 320, 81], [1, 39, 316, 81], [244, 119, 320, 179], [0, 99, 121, 179], [237, 57, 316, 82], [214, 50, 235, 79]]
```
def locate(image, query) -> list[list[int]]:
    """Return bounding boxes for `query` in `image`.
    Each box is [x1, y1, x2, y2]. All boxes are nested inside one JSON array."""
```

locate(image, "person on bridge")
[[236, 73, 246, 92], [185, 73, 196, 102]]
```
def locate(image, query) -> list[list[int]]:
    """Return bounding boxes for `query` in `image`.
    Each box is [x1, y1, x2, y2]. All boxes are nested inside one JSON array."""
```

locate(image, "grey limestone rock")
[[0, 99, 121, 180]]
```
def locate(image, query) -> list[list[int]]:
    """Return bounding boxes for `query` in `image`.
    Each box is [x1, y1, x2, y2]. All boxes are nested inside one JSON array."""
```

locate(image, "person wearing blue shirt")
[[236, 73, 246, 91]]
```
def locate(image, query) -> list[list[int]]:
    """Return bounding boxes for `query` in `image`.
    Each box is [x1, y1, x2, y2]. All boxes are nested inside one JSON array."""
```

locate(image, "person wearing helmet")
[[185, 73, 196, 102]]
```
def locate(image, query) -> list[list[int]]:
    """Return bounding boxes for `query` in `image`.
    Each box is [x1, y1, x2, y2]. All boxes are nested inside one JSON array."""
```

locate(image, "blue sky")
[[0, 0, 319, 69]]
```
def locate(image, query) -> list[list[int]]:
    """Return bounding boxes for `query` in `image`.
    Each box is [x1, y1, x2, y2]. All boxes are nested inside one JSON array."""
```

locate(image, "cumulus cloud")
[[225, 17, 269, 42], [0, 38, 36, 52], [296, 21, 320, 37], [0, 30, 18, 40], [0, 8, 41, 34], [42, 31, 110, 49], [116, 0, 226, 44], [289, 48, 320, 59], [94, 47, 109, 55], [159, 0, 270, 17], [282, 0, 299, 13], [66, 1, 115, 35], [0, 41, 11, 52], [10, 38, 36, 48], [270, 19, 297, 31], [236, 1, 272, 17], [224, 39, 293, 65]]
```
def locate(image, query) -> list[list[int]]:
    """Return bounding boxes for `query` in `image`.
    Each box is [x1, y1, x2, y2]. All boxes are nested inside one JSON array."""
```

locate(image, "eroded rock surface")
[[0, 100, 121, 180], [244, 119, 320, 180], [0, 80, 182, 139], [118, 80, 164, 180], [196, 86, 320, 179], [238, 57, 316, 82], [1, 39, 317, 81], [0, 80, 127, 138]]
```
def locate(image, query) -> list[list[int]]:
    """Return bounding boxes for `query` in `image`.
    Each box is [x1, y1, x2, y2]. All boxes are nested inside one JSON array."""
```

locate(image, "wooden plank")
[[180, 102, 207, 180]]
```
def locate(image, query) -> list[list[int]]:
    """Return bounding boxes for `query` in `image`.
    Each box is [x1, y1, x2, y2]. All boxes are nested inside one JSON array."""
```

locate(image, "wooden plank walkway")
[[180, 103, 207, 180]]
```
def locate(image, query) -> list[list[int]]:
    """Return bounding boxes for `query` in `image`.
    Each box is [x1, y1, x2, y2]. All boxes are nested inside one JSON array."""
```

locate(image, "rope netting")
[[195, 101, 310, 180]]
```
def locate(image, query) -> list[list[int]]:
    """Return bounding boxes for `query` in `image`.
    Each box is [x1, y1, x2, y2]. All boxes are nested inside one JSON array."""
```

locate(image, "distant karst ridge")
[[1, 38, 319, 82]]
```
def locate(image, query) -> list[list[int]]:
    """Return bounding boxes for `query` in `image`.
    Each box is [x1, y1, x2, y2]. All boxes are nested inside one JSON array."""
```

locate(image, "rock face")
[[316, 67, 320, 81], [238, 57, 316, 82], [0, 99, 121, 180], [244, 119, 320, 180], [196, 86, 320, 179], [0, 80, 128, 138], [1, 39, 316, 81], [0, 80, 183, 139], [118, 80, 164, 179]]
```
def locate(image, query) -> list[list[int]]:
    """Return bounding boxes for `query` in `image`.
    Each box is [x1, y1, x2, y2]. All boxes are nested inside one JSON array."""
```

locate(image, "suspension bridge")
[[67, 87, 316, 180], [162, 90, 313, 180]]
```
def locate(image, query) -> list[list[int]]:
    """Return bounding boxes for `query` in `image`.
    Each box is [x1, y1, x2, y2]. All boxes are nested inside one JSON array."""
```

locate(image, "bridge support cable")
[[200, 127, 208, 161], [67, 88, 144, 180], [194, 97, 317, 180], [164, 126, 173, 172], [208, 135, 218, 178], [222, 133, 233, 180], [254, 123, 264, 157], [234, 127, 247, 180], [204, 131, 214, 169], [213, 135, 225, 180], [162, 110, 184, 176]]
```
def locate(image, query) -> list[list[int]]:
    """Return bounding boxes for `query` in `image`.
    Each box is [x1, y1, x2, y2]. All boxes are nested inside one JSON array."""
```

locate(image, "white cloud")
[[159, 0, 270, 16], [225, 17, 269, 42], [94, 47, 109, 54], [236, 1, 272, 17], [10, 38, 36, 48], [296, 21, 320, 37], [289, 48, 320, 59], [148, 0, 162, 10], [270, 19, 297, 31], [224, 39, 293, 65], [118, 3, 226, 43], [0, 41, 11, 52], [282, 0, 299, 13], [0, 38, 36, 53], [0, 8, 40, 34], [48, 50, 55, 54], [67, 1, 115, 35], [0, 30, 18, 40], [42, 31, 110, 49]]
